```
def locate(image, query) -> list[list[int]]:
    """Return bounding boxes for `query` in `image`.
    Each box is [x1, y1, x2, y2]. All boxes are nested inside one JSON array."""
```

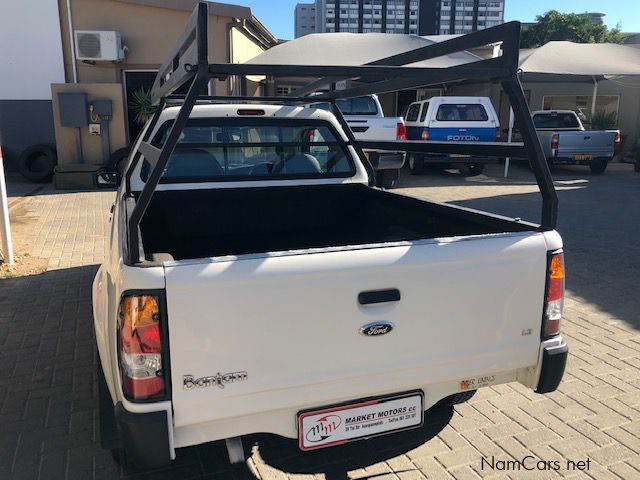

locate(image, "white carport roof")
[[518, 41, 640, 82], [250, 36, 640, 80], [246, 32, 480, 68]]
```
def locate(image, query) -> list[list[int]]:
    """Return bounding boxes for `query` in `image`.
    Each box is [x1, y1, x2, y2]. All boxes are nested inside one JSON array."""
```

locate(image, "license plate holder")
[[298, 391, 424, 451]]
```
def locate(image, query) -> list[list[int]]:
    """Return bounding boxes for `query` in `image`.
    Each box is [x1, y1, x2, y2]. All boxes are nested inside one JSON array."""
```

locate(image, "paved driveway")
[[1, 163, 639, 480]]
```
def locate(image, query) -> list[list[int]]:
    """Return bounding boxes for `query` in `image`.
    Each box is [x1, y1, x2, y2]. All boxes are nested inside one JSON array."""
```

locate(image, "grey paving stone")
[[1, 163, 639, 479]]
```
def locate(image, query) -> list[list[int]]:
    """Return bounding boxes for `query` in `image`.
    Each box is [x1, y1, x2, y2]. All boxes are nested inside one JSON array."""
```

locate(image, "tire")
[[409, 154, 424, 175], [18, 145, 57, 182], [438, 390, 477, 407], [376, 170, 398, 189], [109, 146, 132, 176], [634, 160, 640, 173], [466, 163, 484, 176], [589, 158, 608, 174]]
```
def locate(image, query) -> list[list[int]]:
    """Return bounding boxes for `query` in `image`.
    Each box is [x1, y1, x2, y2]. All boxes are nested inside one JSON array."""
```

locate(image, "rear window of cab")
[[533, 113, 581, 129], [435, 104, 489, 122], [141, 118, 356, 183]]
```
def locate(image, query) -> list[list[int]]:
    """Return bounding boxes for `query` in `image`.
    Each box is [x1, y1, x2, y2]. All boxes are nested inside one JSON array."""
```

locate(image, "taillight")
[[396, 122, 407, 141], [118, 294, 165, 400], [551, 133, 559, 153], [421, 129, 430, 141], [495, 127, 501, 142], [543, 252, 565, 337], [613, 130, 622, 153]]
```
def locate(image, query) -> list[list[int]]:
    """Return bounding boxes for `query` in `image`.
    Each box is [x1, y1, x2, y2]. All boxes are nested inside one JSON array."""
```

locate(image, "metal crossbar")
[[124, 1, 558, 265]]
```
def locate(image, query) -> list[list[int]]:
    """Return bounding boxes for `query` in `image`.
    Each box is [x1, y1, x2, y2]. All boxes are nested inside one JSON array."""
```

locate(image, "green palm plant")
[[128, 88, 156, 125], [590, 110, 618, 130]]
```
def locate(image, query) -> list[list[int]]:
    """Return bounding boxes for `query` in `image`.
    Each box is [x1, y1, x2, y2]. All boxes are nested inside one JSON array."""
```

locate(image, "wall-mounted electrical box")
[[58, 92, 89, 128]]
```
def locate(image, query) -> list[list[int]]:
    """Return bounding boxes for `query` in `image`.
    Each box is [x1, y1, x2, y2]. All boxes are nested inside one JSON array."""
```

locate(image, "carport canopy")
[[518, 41, 640, 81], [247, 32, 480, 68], [245, 32, 482, 96]]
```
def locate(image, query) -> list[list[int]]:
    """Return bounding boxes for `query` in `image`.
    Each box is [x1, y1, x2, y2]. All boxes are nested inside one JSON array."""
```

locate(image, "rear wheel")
[[376, 171, 397, 189], [409, 154, 424, 175], [589, 158, 608, 174], [466, 163, 484, 176]]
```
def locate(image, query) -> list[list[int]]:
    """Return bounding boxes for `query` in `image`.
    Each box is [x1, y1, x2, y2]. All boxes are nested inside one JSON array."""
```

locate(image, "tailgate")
[[429, 127, 497, 142], [557, 131, 615, 157], [347, 116, 398, 141], [166, 233, 548, 428]]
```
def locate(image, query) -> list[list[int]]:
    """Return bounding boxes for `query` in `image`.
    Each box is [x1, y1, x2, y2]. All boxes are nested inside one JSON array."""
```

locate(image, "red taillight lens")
[[396, 122, 407, 141], [551, 133, 560, 152], [118, 295, 165, 400], [614, 131, 621, 145], [495, 127, 501, 142], [421, 129, 430, 141], [543, 252, 565, 337]]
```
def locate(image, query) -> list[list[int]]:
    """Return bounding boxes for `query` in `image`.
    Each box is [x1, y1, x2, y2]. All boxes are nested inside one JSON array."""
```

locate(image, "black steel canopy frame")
[[123, 1, 557, 265]]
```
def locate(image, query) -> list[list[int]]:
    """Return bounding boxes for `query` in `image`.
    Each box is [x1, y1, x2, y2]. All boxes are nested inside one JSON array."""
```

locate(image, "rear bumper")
[[421, 153, 489, 164], [551, 155, 612, 165], [365, 150, 406, 170], [535, 341, 568, 394], [114, 402, 171, 470]]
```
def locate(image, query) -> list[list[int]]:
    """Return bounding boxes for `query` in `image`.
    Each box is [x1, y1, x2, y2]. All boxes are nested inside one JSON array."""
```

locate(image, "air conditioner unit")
[[74, 30, 125, 61]]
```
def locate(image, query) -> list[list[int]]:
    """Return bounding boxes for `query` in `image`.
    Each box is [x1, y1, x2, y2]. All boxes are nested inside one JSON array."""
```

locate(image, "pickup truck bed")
[[139, 184, 530, 261]]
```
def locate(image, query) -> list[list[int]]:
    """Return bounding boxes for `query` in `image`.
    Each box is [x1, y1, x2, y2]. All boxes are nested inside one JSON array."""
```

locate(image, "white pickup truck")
[[93, 102, 568, 470], [311, 94, 407, 188]]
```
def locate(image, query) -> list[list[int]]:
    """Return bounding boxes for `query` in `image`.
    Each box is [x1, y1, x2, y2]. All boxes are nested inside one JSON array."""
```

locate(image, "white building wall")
[[0, 0, 66, 100]]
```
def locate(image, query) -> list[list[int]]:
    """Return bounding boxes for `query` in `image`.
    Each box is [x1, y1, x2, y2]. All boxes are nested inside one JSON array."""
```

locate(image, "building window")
[[542, 95, 620, 126], [276, 86, 297, 96]]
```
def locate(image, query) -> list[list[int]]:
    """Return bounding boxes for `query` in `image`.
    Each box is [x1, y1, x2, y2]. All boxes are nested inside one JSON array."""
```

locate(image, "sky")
[[225, 0, 639, 40]]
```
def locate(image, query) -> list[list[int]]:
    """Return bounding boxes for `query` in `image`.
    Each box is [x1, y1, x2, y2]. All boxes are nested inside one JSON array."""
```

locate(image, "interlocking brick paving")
[[1, 163, 639, 479]]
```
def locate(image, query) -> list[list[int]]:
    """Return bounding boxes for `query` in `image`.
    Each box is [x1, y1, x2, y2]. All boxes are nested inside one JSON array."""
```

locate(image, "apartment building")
[[295, 3, 318, 37], [294, 0, 504, 37], [440, 0, 504, 35]]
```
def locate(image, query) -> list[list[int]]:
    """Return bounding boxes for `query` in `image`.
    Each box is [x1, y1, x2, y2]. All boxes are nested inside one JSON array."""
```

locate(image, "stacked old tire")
[[18, 145, 57, 182]]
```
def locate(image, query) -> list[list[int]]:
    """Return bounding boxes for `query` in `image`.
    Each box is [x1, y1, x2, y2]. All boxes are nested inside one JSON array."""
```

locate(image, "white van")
[[403, 96, 500, 175]]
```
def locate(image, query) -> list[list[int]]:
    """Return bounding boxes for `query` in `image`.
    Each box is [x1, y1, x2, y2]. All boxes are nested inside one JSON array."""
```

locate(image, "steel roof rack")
[[123, 1, 557, 265]]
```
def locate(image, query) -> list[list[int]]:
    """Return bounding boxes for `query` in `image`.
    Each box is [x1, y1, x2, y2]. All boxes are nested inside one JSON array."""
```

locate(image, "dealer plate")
[[298, 392, 423, 451]]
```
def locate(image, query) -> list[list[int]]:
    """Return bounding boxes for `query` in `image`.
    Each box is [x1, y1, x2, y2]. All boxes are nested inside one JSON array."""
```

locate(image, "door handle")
[[358, 289, 401, 305]]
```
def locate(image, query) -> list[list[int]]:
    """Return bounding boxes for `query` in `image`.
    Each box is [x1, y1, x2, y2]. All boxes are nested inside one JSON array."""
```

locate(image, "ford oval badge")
[[360, 322, 394, 337]]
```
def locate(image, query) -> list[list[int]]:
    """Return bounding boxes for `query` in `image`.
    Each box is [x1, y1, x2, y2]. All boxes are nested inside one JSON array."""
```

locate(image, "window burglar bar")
[[124, 1, 557, 265]]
